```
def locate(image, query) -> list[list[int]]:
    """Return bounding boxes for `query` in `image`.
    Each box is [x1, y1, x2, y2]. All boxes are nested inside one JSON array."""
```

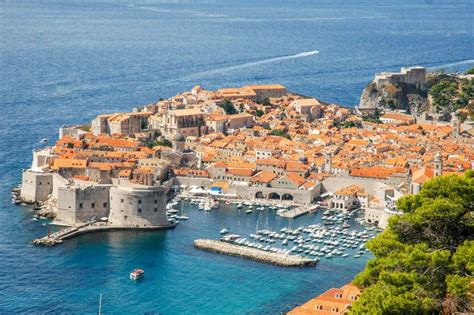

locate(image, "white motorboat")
[[130, 269, 144, 280]]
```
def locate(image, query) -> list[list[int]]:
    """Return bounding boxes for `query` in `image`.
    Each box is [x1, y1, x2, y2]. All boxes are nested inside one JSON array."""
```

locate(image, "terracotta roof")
[[51, 158, 87, 170], [256, 158, 286, 168], [335, 184, 364, 196], [250, 170, 277, 183], [227, 168, 254, 177]]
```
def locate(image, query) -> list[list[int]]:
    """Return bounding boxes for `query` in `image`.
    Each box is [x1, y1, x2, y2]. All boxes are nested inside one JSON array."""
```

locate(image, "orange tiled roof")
[[51, 158, 87, 170], [250, 170, 277, 183]]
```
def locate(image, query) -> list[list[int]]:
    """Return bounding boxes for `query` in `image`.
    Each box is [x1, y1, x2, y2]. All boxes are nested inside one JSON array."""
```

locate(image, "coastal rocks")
[[36, 197, 57, 219], [194, 239, 316, 267], [32, 238, 62, 246], [358, 81, 428, 116]]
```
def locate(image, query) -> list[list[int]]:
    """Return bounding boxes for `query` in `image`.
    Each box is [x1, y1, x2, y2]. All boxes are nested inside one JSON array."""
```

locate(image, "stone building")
[[159, 109, 207, 138], [374, 66, 426, 89], [108, 184, 169, 227], [91, 112, 151, 136], [56, 182, 112, 225], [291, 98, 321, 121], [20, 170, 53, 203], [245, 84, 287, 100]]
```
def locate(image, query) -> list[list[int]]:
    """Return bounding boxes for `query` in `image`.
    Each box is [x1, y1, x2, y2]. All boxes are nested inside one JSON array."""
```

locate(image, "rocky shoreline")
[[11, 185, 56, 220], [194, 239, 317, 267]]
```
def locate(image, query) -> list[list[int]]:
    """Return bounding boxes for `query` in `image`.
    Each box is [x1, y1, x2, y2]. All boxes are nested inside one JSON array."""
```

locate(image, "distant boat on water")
[[130, 269, 144, 280]]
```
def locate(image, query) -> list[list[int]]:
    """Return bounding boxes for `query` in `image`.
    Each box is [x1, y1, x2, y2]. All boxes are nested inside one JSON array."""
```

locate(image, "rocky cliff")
[[358, 81, 428, 116], [358, 72, 474, 122]]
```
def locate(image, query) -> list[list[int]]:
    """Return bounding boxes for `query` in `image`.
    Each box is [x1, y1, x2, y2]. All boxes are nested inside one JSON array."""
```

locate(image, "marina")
[[170, 196, 379, 264]]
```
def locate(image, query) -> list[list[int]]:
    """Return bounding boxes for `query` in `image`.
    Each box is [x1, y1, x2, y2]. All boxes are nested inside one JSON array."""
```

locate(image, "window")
[[154, 208, 157, 212], [138, 208, 141, 213], [121, 199, 124, 203], [138, 200, 142, 205], [103, 202, 107, 208], [91, 203, 95, 208], [332, 307, 338, 312], [154, 200, 158, 204], [79, 203, 83, 209], [315, 305, 322, 310], [335, 293, 342, 298]]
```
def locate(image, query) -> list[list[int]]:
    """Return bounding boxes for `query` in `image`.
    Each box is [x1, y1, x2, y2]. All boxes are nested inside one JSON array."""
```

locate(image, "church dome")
[[172, 132, 185, 142], [298, 155, 308, 163]]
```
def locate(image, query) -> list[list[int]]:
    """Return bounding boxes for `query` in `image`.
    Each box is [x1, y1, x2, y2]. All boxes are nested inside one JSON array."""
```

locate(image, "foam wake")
[[186, 51, 319, 79], [428, 59, 474, 70]]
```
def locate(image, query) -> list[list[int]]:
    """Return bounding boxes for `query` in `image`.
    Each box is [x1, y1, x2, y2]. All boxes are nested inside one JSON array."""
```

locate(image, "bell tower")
[[433, 152, 442, 177], [324, 152, 332, 174]]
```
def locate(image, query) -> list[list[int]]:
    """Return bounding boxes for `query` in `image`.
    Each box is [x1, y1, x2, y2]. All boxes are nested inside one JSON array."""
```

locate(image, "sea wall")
[[56, 184, 111, 225], [109, 185, 169, 227], [194, 239, 316, 267], [20, 170, 53, 203]]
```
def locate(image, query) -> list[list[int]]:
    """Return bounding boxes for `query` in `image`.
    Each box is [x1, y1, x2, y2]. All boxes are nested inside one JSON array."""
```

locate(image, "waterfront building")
[[19, 82, 473, 228], [288, 282, 361, 315]]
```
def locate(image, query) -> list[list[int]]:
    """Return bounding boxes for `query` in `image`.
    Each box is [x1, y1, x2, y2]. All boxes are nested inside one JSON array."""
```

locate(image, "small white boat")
[[220, 228, 229, 235], [246, 209, 253, 214], [130, 269, 144, 280], [40, 138, 48, 143]]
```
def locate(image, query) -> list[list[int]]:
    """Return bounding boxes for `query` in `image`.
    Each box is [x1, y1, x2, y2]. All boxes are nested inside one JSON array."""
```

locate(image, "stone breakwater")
[[33, 222, 176, 246], [194, 239, 317, 267]]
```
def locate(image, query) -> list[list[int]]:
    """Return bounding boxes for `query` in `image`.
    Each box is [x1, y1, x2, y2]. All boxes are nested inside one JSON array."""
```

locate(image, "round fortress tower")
[[109, 185, 169, 227]]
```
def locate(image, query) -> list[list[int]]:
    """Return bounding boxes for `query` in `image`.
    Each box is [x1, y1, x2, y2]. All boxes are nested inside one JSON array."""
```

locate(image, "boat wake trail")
[[127, 4, 227, 18], [428, 59, 474, 70], [186, 51, 319, 80]]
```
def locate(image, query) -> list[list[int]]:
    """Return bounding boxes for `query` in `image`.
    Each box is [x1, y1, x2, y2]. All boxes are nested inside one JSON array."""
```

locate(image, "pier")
[[32, 221, 175, 246], [277, 205, 310, 218], [194, 239, 317, 267]]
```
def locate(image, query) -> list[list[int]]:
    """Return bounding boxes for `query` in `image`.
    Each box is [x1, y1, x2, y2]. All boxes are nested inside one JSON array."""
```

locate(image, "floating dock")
[[194, 239, 317, 267]]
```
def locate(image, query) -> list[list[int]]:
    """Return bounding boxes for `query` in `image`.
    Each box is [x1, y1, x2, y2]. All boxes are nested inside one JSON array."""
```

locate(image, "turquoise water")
[[1, 0, 473, 313]]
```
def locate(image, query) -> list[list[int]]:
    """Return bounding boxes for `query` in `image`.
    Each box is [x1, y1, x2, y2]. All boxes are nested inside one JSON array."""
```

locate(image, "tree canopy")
[[351, 172, 474, 314], [429, 75, 474, 114], [218, 99, 237, 115], [269, 129, 291, 139]]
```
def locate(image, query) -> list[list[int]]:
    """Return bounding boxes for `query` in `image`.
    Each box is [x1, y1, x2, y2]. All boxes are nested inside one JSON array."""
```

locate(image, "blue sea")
[[0, 0, 473, 313]]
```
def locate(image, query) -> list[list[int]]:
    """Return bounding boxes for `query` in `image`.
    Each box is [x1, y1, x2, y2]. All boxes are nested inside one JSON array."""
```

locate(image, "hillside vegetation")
[[351, 172, 474, 314]]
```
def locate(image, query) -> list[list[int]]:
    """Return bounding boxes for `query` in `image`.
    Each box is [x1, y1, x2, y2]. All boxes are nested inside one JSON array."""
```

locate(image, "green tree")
[[258, 97, 271, 106], [269, 129, 291, 139], [157, 138, 172, 147], [351, 172, 474, 314], [218, 99, 237, 115], [255, 109, 264, 117], [465, 67, 474, 75]]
